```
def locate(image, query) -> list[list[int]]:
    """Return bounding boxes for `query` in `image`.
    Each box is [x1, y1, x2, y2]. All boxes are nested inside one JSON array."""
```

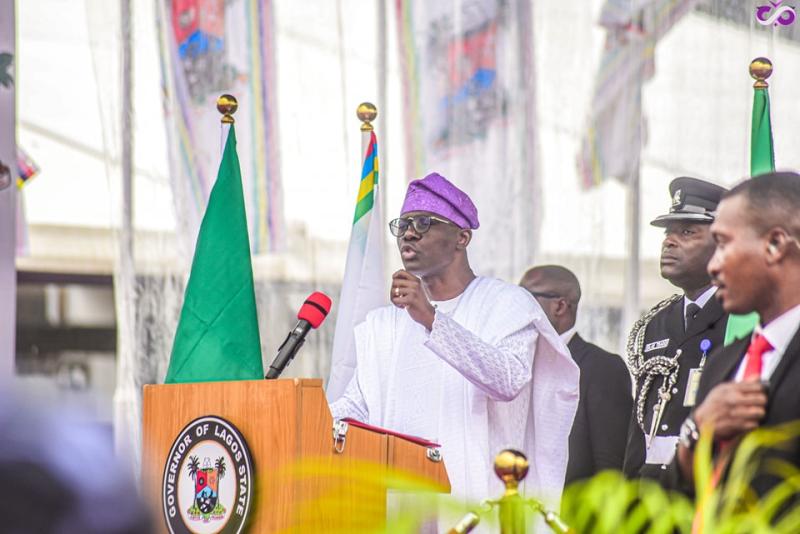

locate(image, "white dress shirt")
[[560, 325, 577, 346], [683, 286, 718, 318], [733, 303, 800, 382]]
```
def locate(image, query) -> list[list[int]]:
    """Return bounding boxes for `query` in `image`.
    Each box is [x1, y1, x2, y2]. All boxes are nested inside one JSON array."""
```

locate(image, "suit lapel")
[[765, 327, 800, 394], [696, 337, 747, 407], [568, 334, 588, 366], [715, 336, 750, 383], [700, 328, 800, 399], [665, 297, 686, 347]]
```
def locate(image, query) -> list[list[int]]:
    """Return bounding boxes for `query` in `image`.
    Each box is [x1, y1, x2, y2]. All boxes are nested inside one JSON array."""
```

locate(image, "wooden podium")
[[142, 379, 450, 533]]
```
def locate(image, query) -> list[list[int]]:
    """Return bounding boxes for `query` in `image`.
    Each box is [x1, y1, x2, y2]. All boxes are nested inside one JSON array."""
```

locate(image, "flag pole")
[[377, 0, 388, 235], [356, 102, 385, 275], [112, 0, 138, 475], [357, 102, 378, 256], [357, 102, 377, 159], [721, 59, 773, 346], [749, 57, 773, 175], [326, 103, 383, 400], [217, 94, 237, 153], [120, 0, 133, 268], [622, 166, 641, 352]]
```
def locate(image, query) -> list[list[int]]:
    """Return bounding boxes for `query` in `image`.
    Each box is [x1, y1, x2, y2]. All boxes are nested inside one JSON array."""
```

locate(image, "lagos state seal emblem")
[[162, 415, 253, 534]]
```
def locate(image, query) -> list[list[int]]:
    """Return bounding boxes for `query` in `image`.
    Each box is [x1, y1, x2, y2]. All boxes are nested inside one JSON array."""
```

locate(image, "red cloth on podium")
[[342, 418, 441, 448]]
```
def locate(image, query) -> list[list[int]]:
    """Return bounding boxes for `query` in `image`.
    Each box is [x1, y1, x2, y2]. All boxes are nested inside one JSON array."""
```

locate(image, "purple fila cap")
[[399, 172, 479, 230]]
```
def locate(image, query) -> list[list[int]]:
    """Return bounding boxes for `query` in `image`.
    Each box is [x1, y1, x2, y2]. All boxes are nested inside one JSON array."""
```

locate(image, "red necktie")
[[742, 333, 773, 381]]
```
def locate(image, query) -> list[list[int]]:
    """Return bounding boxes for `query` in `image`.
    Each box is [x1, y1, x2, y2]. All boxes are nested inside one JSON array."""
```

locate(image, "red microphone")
[[265, 292, 332, 379]]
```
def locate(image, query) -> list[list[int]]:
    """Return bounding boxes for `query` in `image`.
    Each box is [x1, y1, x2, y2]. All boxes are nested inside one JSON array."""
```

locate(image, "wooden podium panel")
[[142, 379, 449, 533]]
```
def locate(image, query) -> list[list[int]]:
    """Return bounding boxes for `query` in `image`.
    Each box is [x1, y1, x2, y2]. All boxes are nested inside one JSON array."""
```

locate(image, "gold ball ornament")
[[217, 94, 239, 124], [357, 102, 378, 131], [494, 449, 529, 491], [749, 57, 773, 89]]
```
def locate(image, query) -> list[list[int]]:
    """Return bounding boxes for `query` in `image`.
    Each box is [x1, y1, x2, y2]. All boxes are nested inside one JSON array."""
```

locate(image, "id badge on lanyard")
[[684, 338, 713, 407]]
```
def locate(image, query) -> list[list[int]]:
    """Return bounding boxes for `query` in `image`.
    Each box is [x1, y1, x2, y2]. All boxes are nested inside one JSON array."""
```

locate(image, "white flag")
[[327, 130, 386, 401]]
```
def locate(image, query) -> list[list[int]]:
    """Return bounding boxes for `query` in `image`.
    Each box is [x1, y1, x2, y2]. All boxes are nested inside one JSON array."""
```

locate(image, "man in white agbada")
[[329, 172, 579, 516]]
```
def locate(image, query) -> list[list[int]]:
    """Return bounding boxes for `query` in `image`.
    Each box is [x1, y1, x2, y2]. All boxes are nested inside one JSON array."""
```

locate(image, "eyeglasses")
[[527, 290, 561, 300], [389, 215, 454, 237]]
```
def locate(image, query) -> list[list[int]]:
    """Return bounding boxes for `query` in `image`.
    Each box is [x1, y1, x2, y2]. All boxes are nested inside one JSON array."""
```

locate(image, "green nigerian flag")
[[723, 84, 775, 345], [750, 86, 775, 176], [165, 126, 264, 383]]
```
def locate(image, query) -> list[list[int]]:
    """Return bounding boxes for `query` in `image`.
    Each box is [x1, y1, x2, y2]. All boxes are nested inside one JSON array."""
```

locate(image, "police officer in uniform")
[[623, 177, 730, 481]]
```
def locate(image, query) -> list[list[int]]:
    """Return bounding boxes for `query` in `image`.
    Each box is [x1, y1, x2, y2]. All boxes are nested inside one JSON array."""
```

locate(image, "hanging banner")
[[157, 0, 284, 254], [396, 0, 539, 280], [577, 0, 699, 188]]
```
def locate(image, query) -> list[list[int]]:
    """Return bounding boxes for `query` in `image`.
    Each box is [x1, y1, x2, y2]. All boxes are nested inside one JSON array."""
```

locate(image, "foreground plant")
[[279, 425, 800, 533]]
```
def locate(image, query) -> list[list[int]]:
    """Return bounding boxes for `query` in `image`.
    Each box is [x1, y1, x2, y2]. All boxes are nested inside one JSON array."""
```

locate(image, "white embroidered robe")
[[330, 276, 579, 512]]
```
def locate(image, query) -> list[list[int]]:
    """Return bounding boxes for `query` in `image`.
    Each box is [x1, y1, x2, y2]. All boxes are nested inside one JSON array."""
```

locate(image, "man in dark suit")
[[672, 172, 800, 500], [623, 177, 730, 482], [520, 265, 632, 484]]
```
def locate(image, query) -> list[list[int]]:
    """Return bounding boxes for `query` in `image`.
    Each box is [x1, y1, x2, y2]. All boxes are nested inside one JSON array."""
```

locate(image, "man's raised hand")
[[693, 379, 768, 441], [390, 270, 436, 331]]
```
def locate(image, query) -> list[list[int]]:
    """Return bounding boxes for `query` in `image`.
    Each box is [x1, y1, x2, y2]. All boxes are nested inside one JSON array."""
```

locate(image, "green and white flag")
[[327, 130, 386, 401], [165, 125, 264, 383], [723, 68, 775, 345], [750, 77, 775, 176]]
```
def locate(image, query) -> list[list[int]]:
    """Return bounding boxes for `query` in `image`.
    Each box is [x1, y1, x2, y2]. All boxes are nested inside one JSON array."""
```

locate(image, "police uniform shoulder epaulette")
[[626, 294, 682, 374]]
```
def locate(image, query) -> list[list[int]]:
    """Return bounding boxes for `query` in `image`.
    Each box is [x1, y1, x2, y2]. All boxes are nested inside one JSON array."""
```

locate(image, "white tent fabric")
[[396, 0, 541, 283], [14, 0, 800, 480]]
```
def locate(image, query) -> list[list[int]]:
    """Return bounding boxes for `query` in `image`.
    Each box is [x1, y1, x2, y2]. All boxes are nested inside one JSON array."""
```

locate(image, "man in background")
[[521, 265, 631, 484]]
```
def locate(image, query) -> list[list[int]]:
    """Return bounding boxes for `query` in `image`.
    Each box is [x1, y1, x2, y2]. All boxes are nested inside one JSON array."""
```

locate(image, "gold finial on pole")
[[494, 449, 529, 534], [494, 449, 529, 497], [750, 57, 773, 89], [448, 449, 574, 534], [357, 102, 378, 132], [217, 94, 239, 124]]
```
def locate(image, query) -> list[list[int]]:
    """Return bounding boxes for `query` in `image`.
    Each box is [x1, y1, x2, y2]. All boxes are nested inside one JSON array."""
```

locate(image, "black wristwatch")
[[679, 416, 700, 451]]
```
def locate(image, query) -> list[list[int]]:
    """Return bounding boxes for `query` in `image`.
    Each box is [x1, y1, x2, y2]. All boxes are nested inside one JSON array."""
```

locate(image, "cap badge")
[[672, 189, 682, 207]]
